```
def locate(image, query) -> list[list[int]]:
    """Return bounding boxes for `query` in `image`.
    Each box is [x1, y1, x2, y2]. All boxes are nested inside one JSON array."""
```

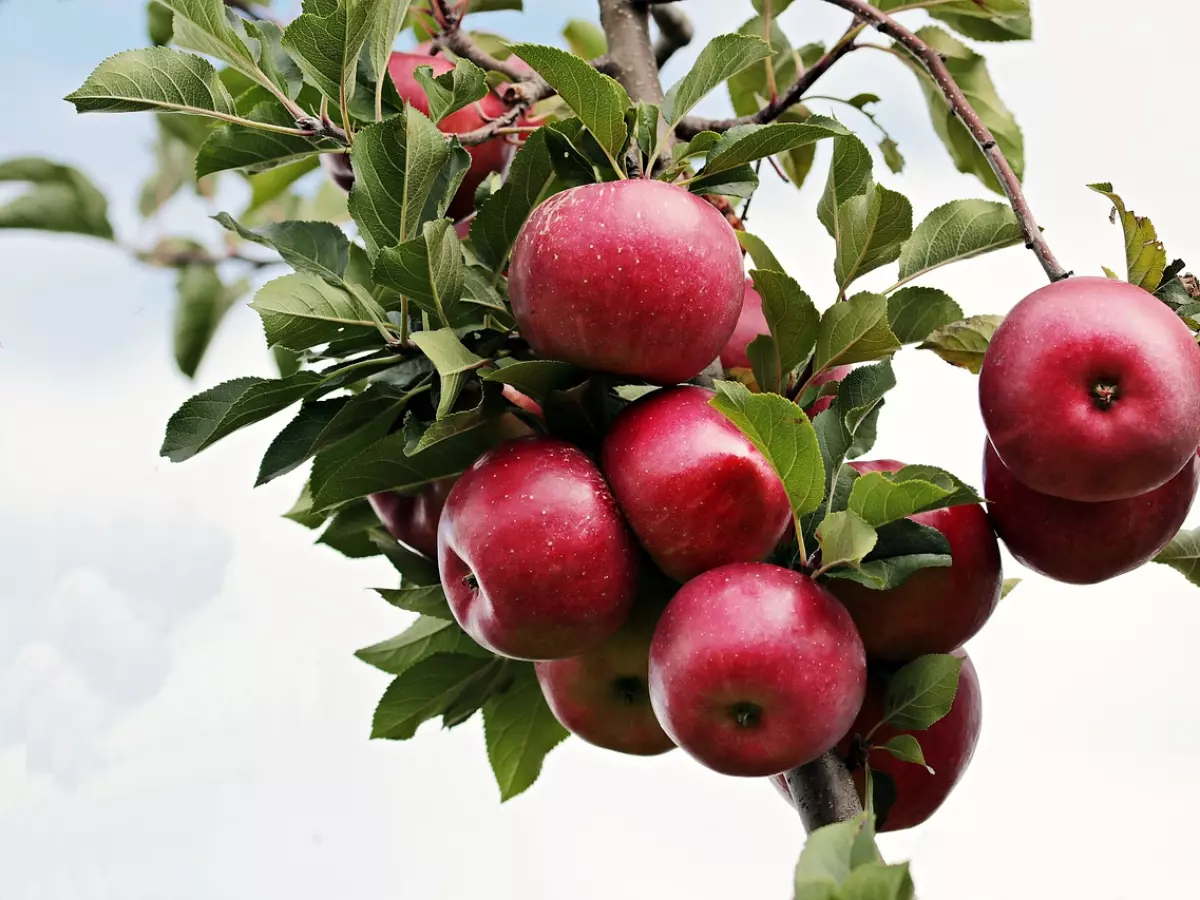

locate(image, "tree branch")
[[651, 4, 694, 68], [599, 0, 665, 105], [784, 752, 864, 832]]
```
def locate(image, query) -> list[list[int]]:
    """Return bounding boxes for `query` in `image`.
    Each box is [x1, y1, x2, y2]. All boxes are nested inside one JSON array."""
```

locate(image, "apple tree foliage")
[[4, 0, 1200, 895]]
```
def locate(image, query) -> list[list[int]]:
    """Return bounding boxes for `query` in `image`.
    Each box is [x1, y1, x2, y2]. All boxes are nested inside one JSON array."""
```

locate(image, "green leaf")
[[372, 653, 496, 740], [0, 157, 114, 239], [848, 467, 979, 527], [1001, 576, 1022, 599], [214, 213, 350, 283], [794, 814, 881, 891], [243, 19, 305, 101], [369, 0, 415, 112], [917, 314, 1004, 373], [511, 43, 631, 163], [282, 0, 375, 107], [349, 108, 456, 254], [876, 735, 929, 771], [727, 15, 798, 119], [633, 102, 661, 166], [663, 33, 772, 129], [897, 199, 1023, 286], [283, 480, 326, 529], [752, 0, 796, 12], [737, 231, 784, 272], [373, 219, 465, 326], [562, 19, 607, 59], [818, 133, 873, 239], [815, 293, 901, 372], [687, 164, 758, 199], [472, 128, 560, 271], [700, 117, 849, 176], [65, 47, 237, 118], [836, 862, 915, 900], [250, 272, 388, 350], [375, 585, 451, 618], [257, 397, 351, 485], [154, 0, 260, 81], [483, 665, 570, 801], [816, 511, 878, 571], [317, 501, 388, 559], [926, 0, 1032, 43], [710, 382, 826, 518], [483, 359, 584, 402], [878, 137, 904, 175], [825, 518, 951, 590], [750, 269, 820, 383], [777, 108, 819, 192], [883, 654, 962, 731], [834, 185, 914, 293], [410, 327, 483, 417], [174, 265, 245, 377], [1087, 183, 1168, 292], [160, 373, 321, 463], [886, 287, 963, 345], [1153, 527, 1200, 586], [148, 1, 174, 45], [357, 617, 490, 676], [413, 57, 488, 123], [195, 102, 326, 177]]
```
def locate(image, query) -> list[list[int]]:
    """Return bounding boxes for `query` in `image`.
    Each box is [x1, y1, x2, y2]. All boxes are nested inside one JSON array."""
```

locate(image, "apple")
[[648, 562, 866, 777], [501, 383, 543, 418], [983, 441, 1198, 584], [806, 365, 854, 417], [437, 436, 639, 660], [508, 180, 745, 384], [979, 276, 1200, 501], [826, 460, 1002, 661], [836, 649, 982, 832], [368, 477, 455, 559], [534, 569, 677, 756], [601, 386, 792, 582], [720, 278, 769, 371], [321, 152, 354, 192]]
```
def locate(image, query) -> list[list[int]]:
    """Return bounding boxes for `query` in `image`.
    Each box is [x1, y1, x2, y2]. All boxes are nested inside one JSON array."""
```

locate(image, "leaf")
[[174, 265, 245, 377], [357, 617, 490, 675], [1001, 577, 1022, 599], [878, 137, 904, 175], [483, 665, 570, 801], [886, 287, 963, 345], [317, 501, 388, 558], [410, 327, 484, 417], [898, 199, 1023, 285], [373, 219, 465, 325], [1153, 527, 1200, 586], [148, 1, 174, 45], [0, 157, 114, 239], [749, 269, 820, 381], [282, 0, 375, 107], [243, 18, 305, 101], [834, 185, 914, 292], [511, 43, 630, 163], [836, 862, 915, 900], [483, 359, 584, 402], [160, 373, 321, 463], [816, 511, 878, 571], [876, 735, 929, 771], [883, 654, 962, 731], [917, 314, 1004, 373], [256, 397, 351, 485], [195, 101, 326, 177], [825, 518, 951, 590], [372, 654, 496, 740], [561, 18, 608, 59], [710, 382, 826, 518], [848, 467, 980, 528], [752, 0, 796, 12], [1087, 183, 1168, 292], [687, 164, 758, 199], [472, 128, 560, 271], [155, 0, 261, 80], [349, 108, 456, 254], [815, 293, 901, 372], [375, 585, 451, 618], [777, 108, 818, 191], [794, 814, 880, 891], [633, 102, 661, 166], [250, 272, 388, 350], [700, 117, 849, 176], [662, 33, 772, 129], [727, 15, 797, 119], [413, 57, 488, 123], [818, 133, 873, 239], [214, 213, 350, 283], [66, 47, 237, 118], [369, 0, 415, 112], [737, 231, 784, 272]]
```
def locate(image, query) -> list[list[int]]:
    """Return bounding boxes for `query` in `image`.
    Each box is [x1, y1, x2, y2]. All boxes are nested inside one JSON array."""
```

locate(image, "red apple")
[[321, 152, 355, 192], [534, 570, 676, 756], [825, 460, 1002, 662], [601, 386, 792, 582], [806, 365, 854, 417], [437, 436, 639, 660], [454, 219, 472, 241], [508, 180, 745, 384], [720, 278, 769, 371], [979, 276, 1200, 501], [983, 441, 1198, 584], [648, 562, 867, 777], [837, 649, 982, 832], [368, 478, 455, 559], [501, 383, 543, 418], [388, 51, 516, 221]]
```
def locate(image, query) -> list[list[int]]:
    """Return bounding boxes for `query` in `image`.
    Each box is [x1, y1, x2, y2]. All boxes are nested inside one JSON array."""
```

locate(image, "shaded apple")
[[825, 460, 1002, 661], [437, 436, 639, 660], [321, 152, 354, 192], [649, 562, 866, 777], [719, 278, 769, 372], [368, 477, 455, 559], [534, 569, 676, 756], [508, 180, 744, 384], [980, 276, 1200, 501], [983, 441, 1198, 584], [601, 386, 792, 582], [805, 365, 854, 417]]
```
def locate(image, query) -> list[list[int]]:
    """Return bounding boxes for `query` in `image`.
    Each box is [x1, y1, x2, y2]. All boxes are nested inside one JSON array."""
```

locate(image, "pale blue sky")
[[2, 2, 1200, 898]]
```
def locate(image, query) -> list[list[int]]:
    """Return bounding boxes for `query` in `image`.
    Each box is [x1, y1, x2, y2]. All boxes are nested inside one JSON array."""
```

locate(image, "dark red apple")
[[321, 152, 355, 192], [837, 649, 981, 832], [508, 180, 745, 384], [601, 386, 792, 582], [534, 571, 676, 756], [826, 460, 1002, 662], [437, 436, 638, 660], [648, 562, 866, 777], [806, 365, 854, 417], [983, 441, 1198, 584], [979, 276, 1200, 501], [720, 278, 769, 371], [368, 478, 455, 559]]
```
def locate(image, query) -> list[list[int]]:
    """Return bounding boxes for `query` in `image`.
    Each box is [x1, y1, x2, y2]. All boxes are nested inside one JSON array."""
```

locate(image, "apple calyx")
[[1091, 382, 1119, 408]]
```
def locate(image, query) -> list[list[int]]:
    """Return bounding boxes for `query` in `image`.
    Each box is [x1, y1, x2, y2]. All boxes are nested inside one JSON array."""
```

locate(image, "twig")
[[818, 0, 1069, 283], [784, 752, 864, 831], [431, 0, 536, 82], [650, 4, 694, 68]]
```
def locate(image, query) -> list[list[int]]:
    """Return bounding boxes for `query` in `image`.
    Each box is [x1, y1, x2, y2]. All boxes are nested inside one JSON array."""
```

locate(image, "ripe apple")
[[720, 278, 769, 371], [601, 386, 792, 582], [368, 477, 455, 559], [534, 569, 677, 756], [805, 365, 854, 417], [508, 180, 745, 384], [979, 276, 1200, 501], [836, 649, 982, 832], [437, 436, 639, 660], [825, 460, 1002, 661], [648, 562, 866, 777], [983, 441, 1198, 584]]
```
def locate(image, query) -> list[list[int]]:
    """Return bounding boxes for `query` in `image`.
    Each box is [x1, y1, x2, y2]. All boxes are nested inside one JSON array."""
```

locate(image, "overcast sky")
[[2, 1, 1198, 898]]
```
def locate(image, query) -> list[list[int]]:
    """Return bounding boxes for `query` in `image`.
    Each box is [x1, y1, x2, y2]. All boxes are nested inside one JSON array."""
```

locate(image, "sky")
[[1, 0, 1198, 897]]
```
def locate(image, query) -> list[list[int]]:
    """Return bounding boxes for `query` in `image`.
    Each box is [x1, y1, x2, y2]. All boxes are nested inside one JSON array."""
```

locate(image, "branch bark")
[[599, 0, 665, 104], [651, 5, 695, 69], [784, 753, 864, 832]]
